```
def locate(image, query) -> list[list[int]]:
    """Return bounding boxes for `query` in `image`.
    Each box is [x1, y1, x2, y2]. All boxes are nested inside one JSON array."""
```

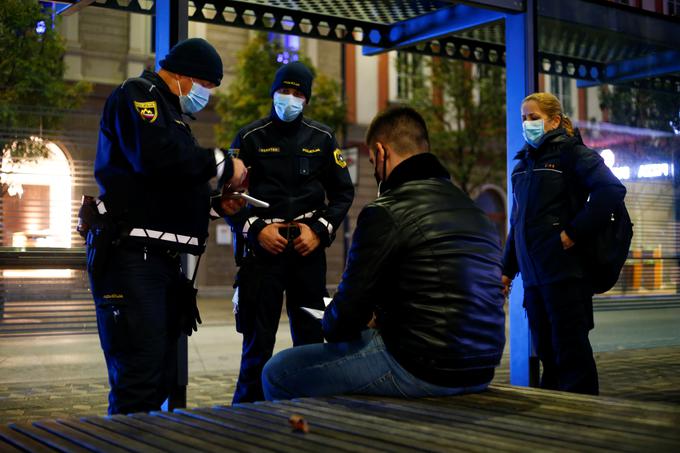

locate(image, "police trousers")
[[524, 279, 599, 395], [232, 247, 327, 403], [89, 245, 183, 414]]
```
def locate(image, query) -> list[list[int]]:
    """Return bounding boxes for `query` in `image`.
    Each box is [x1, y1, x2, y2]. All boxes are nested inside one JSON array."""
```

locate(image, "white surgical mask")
[[522, 119, 545, 147], [177, 79, 210, 114], [273, 92, 304, 122]]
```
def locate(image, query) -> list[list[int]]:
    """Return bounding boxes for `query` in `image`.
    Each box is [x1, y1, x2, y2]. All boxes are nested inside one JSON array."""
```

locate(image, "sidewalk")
[[1, 297, 679, 424], [1, 343, 679, 424]]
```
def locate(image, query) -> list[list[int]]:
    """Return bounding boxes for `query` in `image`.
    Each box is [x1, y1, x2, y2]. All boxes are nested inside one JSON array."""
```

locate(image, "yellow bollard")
[[632, 248, 642, 290], [653, 245, 663, 290]]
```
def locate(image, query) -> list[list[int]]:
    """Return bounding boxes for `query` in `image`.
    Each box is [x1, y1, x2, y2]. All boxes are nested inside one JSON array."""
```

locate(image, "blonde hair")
[[522, 92, 574, 136]]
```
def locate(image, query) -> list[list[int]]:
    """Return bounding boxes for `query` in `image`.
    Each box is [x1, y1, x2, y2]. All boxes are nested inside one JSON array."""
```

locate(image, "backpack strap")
[[560, 142, 588, 219]]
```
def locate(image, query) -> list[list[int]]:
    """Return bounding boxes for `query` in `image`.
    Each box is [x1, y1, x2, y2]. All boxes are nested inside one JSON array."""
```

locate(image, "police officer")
[[91, 38, 246, 414], [225, 61, 354, 403]]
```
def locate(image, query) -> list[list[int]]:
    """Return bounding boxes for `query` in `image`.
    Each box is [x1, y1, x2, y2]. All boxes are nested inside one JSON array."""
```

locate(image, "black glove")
[[174, 275, 202, 337]]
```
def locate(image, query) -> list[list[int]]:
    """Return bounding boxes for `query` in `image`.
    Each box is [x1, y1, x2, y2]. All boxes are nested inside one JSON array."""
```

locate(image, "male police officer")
[[225, 61, 354, 403], [91, 38, 246, 414]]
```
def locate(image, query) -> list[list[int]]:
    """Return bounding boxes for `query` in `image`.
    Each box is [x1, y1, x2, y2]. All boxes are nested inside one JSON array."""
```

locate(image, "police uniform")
[[228, 101, 354, 403], [91, 39, 229, 414]]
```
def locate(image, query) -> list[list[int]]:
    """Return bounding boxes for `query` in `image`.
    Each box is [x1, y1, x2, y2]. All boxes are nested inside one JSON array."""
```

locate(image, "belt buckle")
[[280, 224, 300, 242]]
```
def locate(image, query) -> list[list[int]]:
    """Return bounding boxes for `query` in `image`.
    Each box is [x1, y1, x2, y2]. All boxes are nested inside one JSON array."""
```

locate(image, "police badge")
[[134, 100, 158, 123], [333, 148, 347, 168]]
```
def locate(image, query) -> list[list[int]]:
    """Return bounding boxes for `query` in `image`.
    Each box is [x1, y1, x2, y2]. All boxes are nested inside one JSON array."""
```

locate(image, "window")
[[1, 139, 72, 249], [396, 52, 425, 100], [268, 33, 300, 64]]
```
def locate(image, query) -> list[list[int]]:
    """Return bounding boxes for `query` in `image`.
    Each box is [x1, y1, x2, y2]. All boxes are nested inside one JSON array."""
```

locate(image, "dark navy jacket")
[[228, 110, 354, 250], [503, 129, 626, 287], [95, 71, 229, 254], [323, 153, 505, 387]]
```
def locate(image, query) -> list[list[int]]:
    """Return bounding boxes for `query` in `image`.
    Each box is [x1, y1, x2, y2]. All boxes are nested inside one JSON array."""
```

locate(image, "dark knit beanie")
[[270, 61, 313, 102], [159, 38, 223, 86]]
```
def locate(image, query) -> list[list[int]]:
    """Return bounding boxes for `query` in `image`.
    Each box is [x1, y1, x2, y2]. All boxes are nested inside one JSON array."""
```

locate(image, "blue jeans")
[[262, 329, 490, 401]]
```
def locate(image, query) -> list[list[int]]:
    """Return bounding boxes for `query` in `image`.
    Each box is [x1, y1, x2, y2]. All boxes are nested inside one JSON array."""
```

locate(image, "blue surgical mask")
[[273, 92, 304, 122], [177, 79, 210, 114], [522, 119, 545, 147]]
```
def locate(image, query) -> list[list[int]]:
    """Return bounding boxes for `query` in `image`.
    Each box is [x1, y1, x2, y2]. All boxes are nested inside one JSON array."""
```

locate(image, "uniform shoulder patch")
[[333, 148, 347, 168], [134, 100, 158, 123]]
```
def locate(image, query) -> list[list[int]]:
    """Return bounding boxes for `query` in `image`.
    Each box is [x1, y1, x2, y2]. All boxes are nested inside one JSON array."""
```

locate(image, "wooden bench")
[[1, 384, 678, 452]]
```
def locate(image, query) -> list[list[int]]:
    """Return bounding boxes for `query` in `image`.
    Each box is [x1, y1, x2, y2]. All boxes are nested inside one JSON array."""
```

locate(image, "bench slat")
[[130, 413, 256, 452], [273, 398, 569, 452], [227, 405, 407, 453], [0, 425, 52, 453], [9, 422, 91, 453], [33, 419, 129, 453], [59, 418, 166, 453], [82, 416, 189, 452], [177, 408, 322, 452], [155, 411, 300, 452]]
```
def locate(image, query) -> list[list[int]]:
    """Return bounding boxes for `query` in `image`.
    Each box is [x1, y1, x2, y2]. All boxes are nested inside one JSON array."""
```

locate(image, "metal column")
[[504, 0, 539, 387], [155, 0, 189, 411]]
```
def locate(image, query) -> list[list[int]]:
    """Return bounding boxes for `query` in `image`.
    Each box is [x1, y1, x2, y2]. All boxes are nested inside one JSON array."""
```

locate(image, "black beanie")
[[159, 38, 223, 86], [270, 61, 313, 102]]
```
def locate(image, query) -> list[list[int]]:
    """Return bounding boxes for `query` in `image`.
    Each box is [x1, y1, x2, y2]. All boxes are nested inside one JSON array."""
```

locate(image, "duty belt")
[[241, 210, 333, 238], [129, 228, 201, 247]]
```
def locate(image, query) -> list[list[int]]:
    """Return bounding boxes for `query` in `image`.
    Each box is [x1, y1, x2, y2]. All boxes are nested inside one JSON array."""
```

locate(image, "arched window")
[[473, 184, 507, 244], [1, 138, 73, 249]]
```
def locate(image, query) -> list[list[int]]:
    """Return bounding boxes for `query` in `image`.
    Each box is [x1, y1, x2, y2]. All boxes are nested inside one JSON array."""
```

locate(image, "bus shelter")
[[28, 0, 680, 404]]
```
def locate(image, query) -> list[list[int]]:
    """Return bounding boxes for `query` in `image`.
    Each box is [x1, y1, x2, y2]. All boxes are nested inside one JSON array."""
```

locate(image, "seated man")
[[262, 106, 506, 400]]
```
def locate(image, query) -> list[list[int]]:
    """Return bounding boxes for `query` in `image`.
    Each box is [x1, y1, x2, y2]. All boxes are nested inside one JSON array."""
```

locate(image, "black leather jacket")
[[323, 153, 506, 387], [503, 129, 626, 287]]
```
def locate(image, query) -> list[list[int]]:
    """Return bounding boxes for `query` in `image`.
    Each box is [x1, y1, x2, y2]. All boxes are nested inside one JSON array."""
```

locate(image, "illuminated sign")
[[637, 163, 670, 179], [600, 149, 672, 181]]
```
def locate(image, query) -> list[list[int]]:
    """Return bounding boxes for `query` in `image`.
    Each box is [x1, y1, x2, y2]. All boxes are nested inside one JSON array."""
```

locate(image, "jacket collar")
[[270, 105, 304, 134], [143, 70, 187, 118], [380, 153, 451, 195]]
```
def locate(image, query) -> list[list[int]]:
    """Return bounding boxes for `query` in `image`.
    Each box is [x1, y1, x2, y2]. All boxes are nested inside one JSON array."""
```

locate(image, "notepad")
[[301, 297, 332, 320]]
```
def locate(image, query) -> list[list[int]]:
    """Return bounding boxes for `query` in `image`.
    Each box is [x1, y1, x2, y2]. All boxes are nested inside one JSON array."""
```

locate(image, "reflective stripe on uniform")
[[129, 228, 200, 246], [95, 198, 107, 215], [317, 217, 333, 236]]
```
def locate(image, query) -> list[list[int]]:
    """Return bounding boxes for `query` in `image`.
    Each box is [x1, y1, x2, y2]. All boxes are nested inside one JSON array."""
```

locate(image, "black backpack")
[[562, 145, 634, 294], [584, 201, 634, 293]]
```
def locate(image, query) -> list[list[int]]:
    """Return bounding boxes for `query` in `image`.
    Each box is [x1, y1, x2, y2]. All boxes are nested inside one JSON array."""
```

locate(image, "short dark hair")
[[365, 106, 430, 155]]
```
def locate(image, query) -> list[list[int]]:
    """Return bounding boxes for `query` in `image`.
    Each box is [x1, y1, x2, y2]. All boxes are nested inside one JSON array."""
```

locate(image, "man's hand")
[[220, 195, 246, 216], [560, 230, 575, 250], [293, 222, 320, 256], [258, 223, 288, 255], [501, 275, 512, 298], [227, 157, 248, 191]]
